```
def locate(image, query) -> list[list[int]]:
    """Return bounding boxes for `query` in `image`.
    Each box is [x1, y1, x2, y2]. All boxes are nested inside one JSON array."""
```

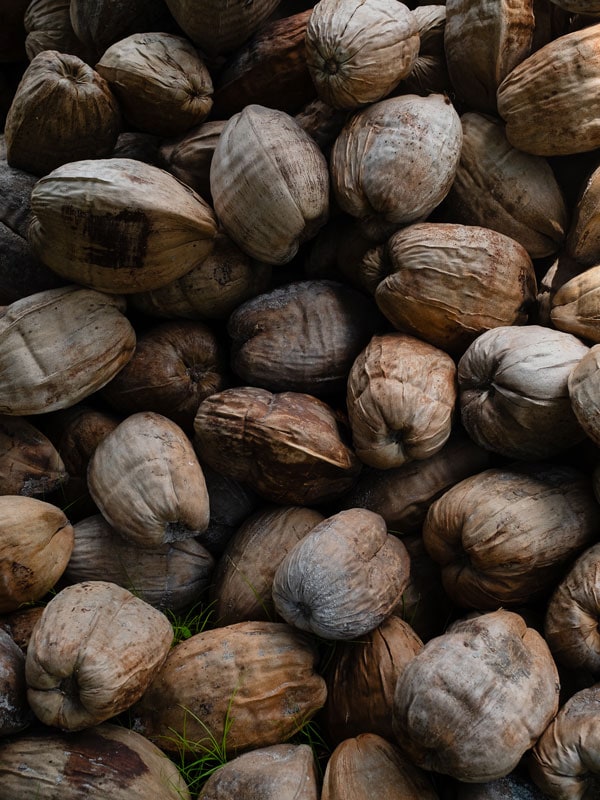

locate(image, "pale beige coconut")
[[0, 627, 32, 735], [159, 119, 226, 201], [66, 515, 215, 612], [96, 32, 213, 137], [29, 157, 218, 294], [393, 610, 560, 782], [198, 744, 318, 800], [24, 0, 93, 62], [458, 325, 589, 459], [0, 286, 135, 416], [0, 722, 191, 799], [211, 505, 324, 626], [551, 265, 600, 342], [0, 415, 67, 497], [422, 464, 600, 610], [322, 734, 439, 800], [330, 94, 462, 236], [497, 23, 600, 155], [5, 50, 120, 176], [374, 223, 537, 355], [163, 0, 282, 56], [530, 685, 600, 798], [305, 0, 419, 109], [443, 112, 568, 258], [130, 232, 272, 320], [131, 620, 327, 754], [444, 0, 535, 113], [193, 387, 361, 506], [210, 104, 329, 265], [26, 581, 173, 730], [568, 344, 600, 446], [87, 412, 210, 550], [347, 333, 457, 469], [394, 4, 450, 97], [565, 163, 600, 266], [272, 508, 410, 640]]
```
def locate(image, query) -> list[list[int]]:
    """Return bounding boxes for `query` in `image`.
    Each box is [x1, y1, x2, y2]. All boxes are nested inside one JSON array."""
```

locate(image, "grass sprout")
[[166, 600, 216, 645]]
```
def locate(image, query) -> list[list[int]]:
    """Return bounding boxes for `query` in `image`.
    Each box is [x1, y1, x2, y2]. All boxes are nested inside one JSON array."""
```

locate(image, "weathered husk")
[[193, 387, 361, 506], [272, 508, 410, 640], [0, 627, 31, 735], [305, 0, 419, 109], [0, 495, 73, 613], [0, 286, 135, 415], [443, 112, 567, 258], [330, 94, 462, 230], [164, 0, 282, 56], [228, 280, 382, 396], [130, 232, 272, 320], [66, 515, 215, 612], [25, 581, 173, 730], [551, 265, 600, 342], [130, 620, 327, 754], [211, 505, 324, 625], [198, 744, 318, 800], [0, 415, 67, 496], [458, 325, 589, 459], [210, 104, 329, 265], [568, 345, 600, 446], [294, 98, 350, 151], [375, 223, 537, 355], [5, 50, 120, 176], [96, 33, 213, 137], [530, 685, 600, 799], [87, 412, 210, 549], [323, 616, 423, 744], [393, 610, 560, 782], [322, 734, 439, 800], [545, 543, 600, 674], [159, 120, 226, 201], [535, 253, 584, 328], [212, 10, 315, 118], [24, 0, 93, 62], [394, 5, 450, 97], [0, 221, 65, 305], [347, 333, 457, 469], [422, 464, 600, 609], [444, 0, 535, 113], [28, 158, 218, 294], [0, 606, 44, 652], [497, 23, 600, 155], [565, 163, 600, 266], [0, 722, 191, 799]]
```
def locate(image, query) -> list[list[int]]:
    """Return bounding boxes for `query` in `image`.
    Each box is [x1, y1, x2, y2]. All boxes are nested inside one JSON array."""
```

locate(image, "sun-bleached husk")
[[210, 104, 329, 265], [96, 32, 213, 137], [28, 157, 217, 293], [497, 23, 600, 155], [5, 50, 120, 176], [0, 286, 135, 415], [305, 0, 419, 109]]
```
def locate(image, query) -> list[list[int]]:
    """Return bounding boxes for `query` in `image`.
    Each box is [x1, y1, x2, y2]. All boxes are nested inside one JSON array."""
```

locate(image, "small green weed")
[[166, 600, 216, 645]]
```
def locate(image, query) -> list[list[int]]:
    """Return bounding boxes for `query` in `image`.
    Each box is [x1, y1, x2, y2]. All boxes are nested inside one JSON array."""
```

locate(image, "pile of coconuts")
[[3, 0, 600, 798]]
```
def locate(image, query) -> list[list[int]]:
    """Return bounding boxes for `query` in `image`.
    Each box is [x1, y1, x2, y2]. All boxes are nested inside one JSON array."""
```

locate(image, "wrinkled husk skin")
[[272, 508, 410, 640], [305, 0, 419, 109], [25, 581, 173, 731], [29, 158, 217, 294], [569, 344, 600, 446], [210, 104, 329, 265], [130, 620, 327, 754], [66, 515, 215, 612], [0, 286, 135, 416], [198, 744, 318, 800], [324, 616, 423, 744], [497, 23, 600, 155], [330, 94, 462, 230], [551, 264, 600, 342], [159, 120, 226, 201], [347, 333, 457, 469], [375, 223, 537, 355], [211, 505, 324, 626], [0, 415, 67, 497], [0, 495, 73, 613], [5, 50, 120, 176], [422, 464, 600, 609], [545, 543, 600, 674], [393, 610, 560, 782], [0, 627, 32, 735], [96, 33, 213, 137], [443, 112, 567, 259], [444, 0, 535, 113], [0, 722, 191, 799], [193, 387, 361, 506], [458, 325, 589, 459], [87, 412, 210, 550], [24, 0, 93, 62], [322, 733, 439, 800]]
